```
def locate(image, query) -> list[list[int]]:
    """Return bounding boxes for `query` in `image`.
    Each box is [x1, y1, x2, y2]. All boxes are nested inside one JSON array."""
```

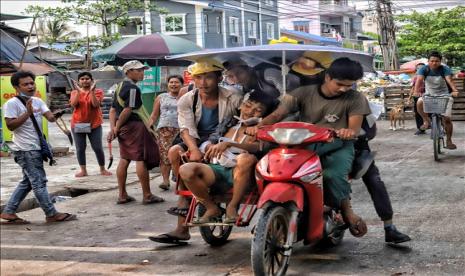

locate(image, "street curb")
[[0, 174, 160, 213]]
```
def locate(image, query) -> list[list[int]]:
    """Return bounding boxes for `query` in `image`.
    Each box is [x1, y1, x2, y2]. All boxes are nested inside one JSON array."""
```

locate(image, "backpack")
[[423, 65, 453, 93]]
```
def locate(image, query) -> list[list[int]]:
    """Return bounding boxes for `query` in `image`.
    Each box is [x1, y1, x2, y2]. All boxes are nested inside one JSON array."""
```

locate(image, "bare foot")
[[343, 212, 367, 237], [226, 205, 238, 220], [419, 121, 430, 131], [446, 141, 457, 150], [75, 171, 88, 177], [195, 205, 222, 223], [100, 170, 112, 176]]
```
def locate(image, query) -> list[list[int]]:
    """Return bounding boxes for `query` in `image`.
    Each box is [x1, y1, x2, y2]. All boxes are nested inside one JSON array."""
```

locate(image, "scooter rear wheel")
[[251, 206, 291, 276]]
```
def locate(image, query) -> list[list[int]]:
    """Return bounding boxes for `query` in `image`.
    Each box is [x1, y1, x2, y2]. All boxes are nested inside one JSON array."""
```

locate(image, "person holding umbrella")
[[70, 72, 112, 177], [107, 60, 164, 205]]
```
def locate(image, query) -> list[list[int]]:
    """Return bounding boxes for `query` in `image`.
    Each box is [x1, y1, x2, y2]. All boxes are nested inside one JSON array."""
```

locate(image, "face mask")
[[19, 92, 32, 99], [234, 115, 261, 126]]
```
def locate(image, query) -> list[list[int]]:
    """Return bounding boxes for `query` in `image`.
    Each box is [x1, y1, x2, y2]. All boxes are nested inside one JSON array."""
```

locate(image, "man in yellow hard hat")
[[149, 58, 242, 244]]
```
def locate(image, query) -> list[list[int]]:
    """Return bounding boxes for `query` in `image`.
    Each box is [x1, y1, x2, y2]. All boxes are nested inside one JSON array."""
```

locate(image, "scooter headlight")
[[267, 128, 314, 145]]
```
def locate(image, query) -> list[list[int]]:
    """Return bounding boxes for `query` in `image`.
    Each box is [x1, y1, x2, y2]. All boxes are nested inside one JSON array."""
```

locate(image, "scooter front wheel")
[[251, 206, 291, 276]]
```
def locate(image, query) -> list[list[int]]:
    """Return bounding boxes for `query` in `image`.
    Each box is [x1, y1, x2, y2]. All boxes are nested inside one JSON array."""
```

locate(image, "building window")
[[112, 17, 143, 36], [216, 16, 222, 34], [203, 14, 209, 33], [265, 0, 274, 6], [293, 21, 309, 33], [229, 17, 239, 36], [160, 14, 187, 34], [248, 20, 257, 38], [266, 23, 275, 39]]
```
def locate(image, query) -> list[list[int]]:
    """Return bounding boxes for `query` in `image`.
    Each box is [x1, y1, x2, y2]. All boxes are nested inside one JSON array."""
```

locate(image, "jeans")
[[3, 150, 57, 217], [71, 125, 105, 166]]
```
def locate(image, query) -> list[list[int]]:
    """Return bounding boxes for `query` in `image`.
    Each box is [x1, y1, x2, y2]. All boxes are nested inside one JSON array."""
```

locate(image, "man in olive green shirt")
[[248, 57, 370, 237]]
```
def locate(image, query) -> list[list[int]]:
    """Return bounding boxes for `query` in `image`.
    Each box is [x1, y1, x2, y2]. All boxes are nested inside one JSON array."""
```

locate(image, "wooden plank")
[[451, 109, 465, 114], [452, 114, 465, 121], [452, 103, 465, 109]]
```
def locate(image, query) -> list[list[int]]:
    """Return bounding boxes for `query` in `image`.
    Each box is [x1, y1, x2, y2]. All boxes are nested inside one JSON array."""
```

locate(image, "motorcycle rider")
[[248, 57, 370, 237]]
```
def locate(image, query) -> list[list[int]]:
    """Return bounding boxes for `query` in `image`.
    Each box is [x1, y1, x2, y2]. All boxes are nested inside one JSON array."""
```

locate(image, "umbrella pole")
[[281, 50, 288, 97]]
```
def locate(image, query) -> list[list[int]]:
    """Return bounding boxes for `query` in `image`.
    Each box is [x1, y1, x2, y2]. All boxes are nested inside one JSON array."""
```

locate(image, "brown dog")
[[389, 102, 405, 130]]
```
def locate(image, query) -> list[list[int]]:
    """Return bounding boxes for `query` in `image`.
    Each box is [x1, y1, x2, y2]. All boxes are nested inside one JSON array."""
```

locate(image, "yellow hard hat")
[[188, 58, 224, 76], [269, 36, 299, 45], [291, 51, 333, 76]]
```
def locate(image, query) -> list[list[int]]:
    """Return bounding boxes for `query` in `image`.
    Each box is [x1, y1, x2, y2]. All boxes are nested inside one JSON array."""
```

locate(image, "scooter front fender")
[[257, 182, 304, 211]]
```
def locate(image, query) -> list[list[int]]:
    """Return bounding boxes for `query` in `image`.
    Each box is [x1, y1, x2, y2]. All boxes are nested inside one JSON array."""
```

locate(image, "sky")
[[1, 0, 463, 34], [1, 0, 100, 36]]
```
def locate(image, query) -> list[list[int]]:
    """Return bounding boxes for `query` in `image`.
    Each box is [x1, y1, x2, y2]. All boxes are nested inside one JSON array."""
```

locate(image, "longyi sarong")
[[118, 120, 159, 170]]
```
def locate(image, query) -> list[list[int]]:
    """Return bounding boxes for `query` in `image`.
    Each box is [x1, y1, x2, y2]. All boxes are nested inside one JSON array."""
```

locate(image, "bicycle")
[[423, 95, 450, 161]]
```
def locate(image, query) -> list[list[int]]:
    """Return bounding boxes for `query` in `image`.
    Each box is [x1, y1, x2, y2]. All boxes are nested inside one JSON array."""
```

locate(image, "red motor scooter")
[[251, 121, 347, 276]]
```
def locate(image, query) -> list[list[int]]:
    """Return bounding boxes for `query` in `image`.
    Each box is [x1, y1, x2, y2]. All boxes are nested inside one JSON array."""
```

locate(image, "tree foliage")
[[396, 6, 465, 66], [26, 0, 166, 52], [37, 19, 81, 46]]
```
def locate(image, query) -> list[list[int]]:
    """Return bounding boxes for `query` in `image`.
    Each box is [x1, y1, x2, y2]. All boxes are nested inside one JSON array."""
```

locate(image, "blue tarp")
[[0, 29, 39, 63], [281, 29, 342, 47]]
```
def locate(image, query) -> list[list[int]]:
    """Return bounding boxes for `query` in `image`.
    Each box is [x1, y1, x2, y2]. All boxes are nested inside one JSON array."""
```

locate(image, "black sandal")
[[167, 207, 189, 217]]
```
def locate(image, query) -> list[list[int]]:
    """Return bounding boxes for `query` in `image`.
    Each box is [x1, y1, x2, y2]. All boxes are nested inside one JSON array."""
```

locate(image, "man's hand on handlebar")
[[335, 128, 357, 140], [451, 91, 459, 98]]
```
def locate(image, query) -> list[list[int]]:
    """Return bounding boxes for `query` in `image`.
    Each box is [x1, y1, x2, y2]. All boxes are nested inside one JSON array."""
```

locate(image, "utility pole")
[[375, 0, 399, 70]]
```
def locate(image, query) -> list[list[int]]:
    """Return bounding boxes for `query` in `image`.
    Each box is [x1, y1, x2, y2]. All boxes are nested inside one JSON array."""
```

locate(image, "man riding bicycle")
[[415, 51, 460, 149]]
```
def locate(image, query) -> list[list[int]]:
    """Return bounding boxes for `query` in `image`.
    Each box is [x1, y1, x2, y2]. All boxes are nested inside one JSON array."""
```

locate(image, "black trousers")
[[355, 139, 394, 221], [413, 96, 424, 130], [362, 161, 394, 221]]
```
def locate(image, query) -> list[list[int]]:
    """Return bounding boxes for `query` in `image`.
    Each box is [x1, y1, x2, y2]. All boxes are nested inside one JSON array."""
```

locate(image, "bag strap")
[[15, 96, 44, 140], [192, 89, 199, 115], [424, 65, 446, 79], [424, 66, 451, 92]]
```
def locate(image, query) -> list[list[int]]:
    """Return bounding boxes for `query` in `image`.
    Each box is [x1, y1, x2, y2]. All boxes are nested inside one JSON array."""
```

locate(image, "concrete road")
[[1, 120, 464, 275]]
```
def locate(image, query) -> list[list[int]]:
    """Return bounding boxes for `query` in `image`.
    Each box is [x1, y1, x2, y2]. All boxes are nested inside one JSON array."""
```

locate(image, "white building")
[[278, 0, 362, 40]]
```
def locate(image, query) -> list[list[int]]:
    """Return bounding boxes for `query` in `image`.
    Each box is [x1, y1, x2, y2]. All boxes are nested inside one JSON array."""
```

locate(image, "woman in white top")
[[149, 75, 183, 190]]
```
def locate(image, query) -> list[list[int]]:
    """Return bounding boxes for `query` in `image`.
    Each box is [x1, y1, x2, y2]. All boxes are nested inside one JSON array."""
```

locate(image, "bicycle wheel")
[[432, 115, 440, 161]]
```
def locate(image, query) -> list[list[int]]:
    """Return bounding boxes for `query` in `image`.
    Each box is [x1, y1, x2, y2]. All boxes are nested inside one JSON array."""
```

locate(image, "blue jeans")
[[3, 150, 57, 217]]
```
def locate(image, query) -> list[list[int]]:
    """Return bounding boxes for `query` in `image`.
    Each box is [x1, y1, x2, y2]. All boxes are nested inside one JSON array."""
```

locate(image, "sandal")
[[446, 142, 457, 150], [116, 195, 136, 205], [0, 217, 30, 225], [192, 215, 223, 224], [46, 213, 77, 223], [148, 233, 189, 245], [159, 183, 170, 191], [167, 207, 189, 217], [142, 195, 165, 205], [192, 207, 224, 224], [224, 216, 239, 224]]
